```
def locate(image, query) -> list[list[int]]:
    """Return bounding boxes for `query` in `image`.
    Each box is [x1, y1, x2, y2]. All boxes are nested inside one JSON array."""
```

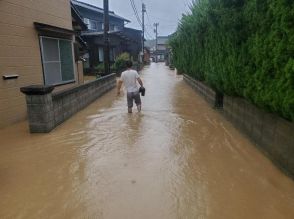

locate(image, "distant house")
[[147, 36, 170, 62], [72, 0, 142, 72], [0, 0, 84, 128], [155, 36, 169, 62]]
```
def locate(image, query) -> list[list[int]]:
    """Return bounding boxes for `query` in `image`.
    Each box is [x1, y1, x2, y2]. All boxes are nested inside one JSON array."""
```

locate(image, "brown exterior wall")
[[0, 0, 75, 128]]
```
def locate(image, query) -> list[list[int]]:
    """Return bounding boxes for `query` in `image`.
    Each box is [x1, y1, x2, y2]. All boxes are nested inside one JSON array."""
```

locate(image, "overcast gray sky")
[[80, 0, 191, 39]]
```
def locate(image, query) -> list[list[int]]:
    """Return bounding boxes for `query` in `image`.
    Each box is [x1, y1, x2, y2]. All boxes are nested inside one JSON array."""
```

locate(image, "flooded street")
[[0, 63, 294, 218]]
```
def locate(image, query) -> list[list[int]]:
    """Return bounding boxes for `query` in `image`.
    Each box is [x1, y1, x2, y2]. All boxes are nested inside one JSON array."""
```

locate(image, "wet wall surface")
[[0, 63, 294, 218]]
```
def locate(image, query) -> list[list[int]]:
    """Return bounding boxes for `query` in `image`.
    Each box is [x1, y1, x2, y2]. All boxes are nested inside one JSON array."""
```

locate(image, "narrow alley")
[[0, 63, 293, 219]]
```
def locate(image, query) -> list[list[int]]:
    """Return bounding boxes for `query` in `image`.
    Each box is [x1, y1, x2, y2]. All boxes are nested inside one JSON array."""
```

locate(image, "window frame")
[[84, 18, 98, 30], [89, 20, 97, 30], [39, 36, 75, 86], [84, 18, 90, 27]]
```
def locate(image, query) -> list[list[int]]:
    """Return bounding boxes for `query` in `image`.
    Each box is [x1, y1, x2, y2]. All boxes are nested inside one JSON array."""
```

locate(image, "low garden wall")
[[184, 75, 294, 177], [183, 74, 223, 108], [21, 73, 116, 133], [223, 96, 294, 177]]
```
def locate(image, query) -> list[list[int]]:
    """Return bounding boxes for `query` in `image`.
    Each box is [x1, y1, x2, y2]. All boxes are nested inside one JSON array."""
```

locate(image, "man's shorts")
[[127, 91, 141, 108]]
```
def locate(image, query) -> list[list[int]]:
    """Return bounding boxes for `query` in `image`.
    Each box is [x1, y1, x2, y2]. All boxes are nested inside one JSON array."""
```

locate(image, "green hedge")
[[170, 0, 294, 121]]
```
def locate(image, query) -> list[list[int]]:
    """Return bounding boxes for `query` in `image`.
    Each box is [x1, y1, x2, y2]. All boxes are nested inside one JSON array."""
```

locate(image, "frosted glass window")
[[42, 38, 59, 62], [43, 62, 62, 85], [40, 37, 75, 85], [59, 40, 74, 81]]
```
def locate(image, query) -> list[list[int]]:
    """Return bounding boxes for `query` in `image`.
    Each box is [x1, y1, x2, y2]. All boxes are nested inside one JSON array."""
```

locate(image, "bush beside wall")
[[170, 0, 294, 121]]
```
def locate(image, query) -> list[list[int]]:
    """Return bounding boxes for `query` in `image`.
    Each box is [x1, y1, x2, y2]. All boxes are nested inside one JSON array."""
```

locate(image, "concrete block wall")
[[21, 74, 116, 133], [183, 74, 223, 108], [184, 75, 294, 177], [223, 96, 294, 177], [25, 93, 55, 133]]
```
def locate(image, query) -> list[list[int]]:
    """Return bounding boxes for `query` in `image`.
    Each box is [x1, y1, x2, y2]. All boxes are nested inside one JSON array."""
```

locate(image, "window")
[[89, 20, 97, 30], [40, 37, 75, 85], [84, 18, 97, 30], [99, 47, 104, 62], [109, 25, 120, 31], [98, 47, 115, 62], [84, 18, 90, 27]]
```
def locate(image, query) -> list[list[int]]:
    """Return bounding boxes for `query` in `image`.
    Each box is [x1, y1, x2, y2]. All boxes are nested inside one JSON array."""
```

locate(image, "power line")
[[144, 5, 156, 39], [130, 0, 142, 26], [129, 0, 154, 39], [145, 11, 155, 38], [129, 0, 142, 26], [146, 10, 153, 28], [145, 30, 153, 39]]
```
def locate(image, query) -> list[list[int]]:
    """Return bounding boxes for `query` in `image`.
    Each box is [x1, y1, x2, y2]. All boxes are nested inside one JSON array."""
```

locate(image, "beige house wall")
[[0, 0, 77, 128]]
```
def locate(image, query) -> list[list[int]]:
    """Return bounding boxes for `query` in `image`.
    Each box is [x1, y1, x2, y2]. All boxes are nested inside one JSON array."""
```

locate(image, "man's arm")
[[137, 78, 143, 87]]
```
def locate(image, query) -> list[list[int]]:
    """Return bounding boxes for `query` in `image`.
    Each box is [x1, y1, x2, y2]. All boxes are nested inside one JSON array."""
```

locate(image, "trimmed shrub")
[[170, 0, 294, 121]]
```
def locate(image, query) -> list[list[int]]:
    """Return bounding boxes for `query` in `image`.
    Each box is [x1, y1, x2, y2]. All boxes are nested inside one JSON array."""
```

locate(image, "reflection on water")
[[0, 63, 294, 219]]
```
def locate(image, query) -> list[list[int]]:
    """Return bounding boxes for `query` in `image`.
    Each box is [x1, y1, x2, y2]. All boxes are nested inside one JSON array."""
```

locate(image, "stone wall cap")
[[20, 85, 55, 95]]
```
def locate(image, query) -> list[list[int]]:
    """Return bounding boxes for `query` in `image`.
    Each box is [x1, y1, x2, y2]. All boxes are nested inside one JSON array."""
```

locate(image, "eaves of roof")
[[81, 30, 139, 43], [71, 0, 130, 23], [71, 2, 88, 30]]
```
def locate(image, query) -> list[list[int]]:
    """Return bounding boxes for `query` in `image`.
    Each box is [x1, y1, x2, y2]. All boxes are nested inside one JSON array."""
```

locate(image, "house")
[[71, 0, 142, 72], [154, 36, 170, 62], [147, 36, 170, 62], [0, 0, 84, 128]]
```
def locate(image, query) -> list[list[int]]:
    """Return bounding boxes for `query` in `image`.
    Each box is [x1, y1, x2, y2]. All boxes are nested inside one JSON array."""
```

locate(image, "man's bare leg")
[[137, 104, 141, 112]]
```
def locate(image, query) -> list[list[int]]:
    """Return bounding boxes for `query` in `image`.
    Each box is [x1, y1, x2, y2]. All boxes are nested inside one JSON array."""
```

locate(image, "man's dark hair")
[[126, 60, 133, 68]]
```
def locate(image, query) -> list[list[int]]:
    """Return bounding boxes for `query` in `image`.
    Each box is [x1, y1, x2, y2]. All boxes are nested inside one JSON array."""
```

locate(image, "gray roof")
[[145, 36, 169, 49], [157, 36, 169, 45], [71, 0, 130, 22]]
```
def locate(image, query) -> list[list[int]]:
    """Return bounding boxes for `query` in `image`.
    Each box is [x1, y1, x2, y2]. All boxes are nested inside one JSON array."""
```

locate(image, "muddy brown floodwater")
[[0, 63, 294, 219]]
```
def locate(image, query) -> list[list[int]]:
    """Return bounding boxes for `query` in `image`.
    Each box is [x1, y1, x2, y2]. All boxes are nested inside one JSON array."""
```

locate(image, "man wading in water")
[[117, 61, 144, 113]]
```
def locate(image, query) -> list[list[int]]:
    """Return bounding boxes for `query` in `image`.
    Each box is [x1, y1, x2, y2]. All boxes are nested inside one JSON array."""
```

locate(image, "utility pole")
[[142, 3, 146, 64], [103, 0, 110, 75], [154, 23, 159, 63]]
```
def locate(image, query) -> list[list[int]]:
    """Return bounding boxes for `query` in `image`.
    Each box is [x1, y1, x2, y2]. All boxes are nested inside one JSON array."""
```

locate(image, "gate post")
[[20, 85, 55, 133]]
